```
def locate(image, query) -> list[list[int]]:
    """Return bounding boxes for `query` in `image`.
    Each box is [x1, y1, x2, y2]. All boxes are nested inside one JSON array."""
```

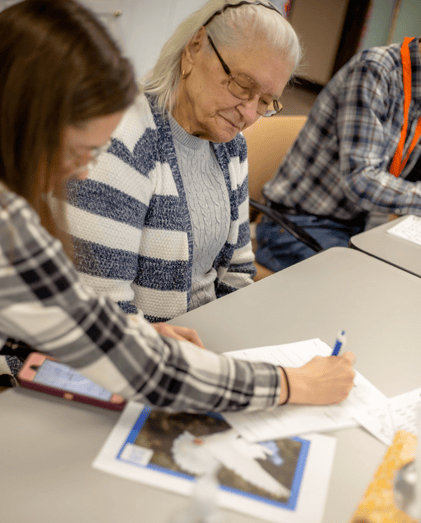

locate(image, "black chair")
[[249, 199, 324, 253]]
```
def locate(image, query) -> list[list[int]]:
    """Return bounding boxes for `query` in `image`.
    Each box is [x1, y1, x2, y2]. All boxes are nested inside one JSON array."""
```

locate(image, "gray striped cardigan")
[[66, 93, 256, 323]]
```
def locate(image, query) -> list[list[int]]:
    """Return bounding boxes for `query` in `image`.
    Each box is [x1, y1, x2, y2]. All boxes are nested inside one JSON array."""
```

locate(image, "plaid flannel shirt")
[[0, 184, 280, 412], [264, 39, 421, 220]]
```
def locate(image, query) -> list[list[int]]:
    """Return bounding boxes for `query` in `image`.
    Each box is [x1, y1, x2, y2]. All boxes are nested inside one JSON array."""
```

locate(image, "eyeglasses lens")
[[227, 77, 282, 117]]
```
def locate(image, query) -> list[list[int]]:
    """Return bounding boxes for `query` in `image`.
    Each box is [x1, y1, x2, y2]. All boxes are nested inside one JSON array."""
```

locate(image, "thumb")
[[341, 351, 356, 364]]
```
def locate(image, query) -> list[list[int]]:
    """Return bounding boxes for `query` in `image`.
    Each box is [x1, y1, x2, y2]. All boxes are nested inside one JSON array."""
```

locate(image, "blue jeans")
[[255, 214, 367, 272]]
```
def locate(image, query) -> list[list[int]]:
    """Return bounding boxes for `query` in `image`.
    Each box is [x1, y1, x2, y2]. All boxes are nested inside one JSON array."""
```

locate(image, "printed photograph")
[[131, 409, 308, 506]]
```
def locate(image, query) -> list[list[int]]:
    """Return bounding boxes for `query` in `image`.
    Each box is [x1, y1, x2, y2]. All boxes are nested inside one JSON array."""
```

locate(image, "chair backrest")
[[243, 115, 307, 202]]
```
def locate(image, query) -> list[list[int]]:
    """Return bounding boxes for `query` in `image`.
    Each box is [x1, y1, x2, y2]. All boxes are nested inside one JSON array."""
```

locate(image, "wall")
[[75, 0, 208, 81], [358, 0, 421, 51], [358, 0, 395, 50], [288, 0, 350, 85], [0, 0, 207, 80], [119, 0, 207, 80], [391, 0, 421, 44]]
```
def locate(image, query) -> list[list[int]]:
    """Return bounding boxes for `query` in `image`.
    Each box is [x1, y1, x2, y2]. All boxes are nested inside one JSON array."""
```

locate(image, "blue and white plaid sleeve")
[[264, 42, 421, 219], [331, 56, 421, 215]]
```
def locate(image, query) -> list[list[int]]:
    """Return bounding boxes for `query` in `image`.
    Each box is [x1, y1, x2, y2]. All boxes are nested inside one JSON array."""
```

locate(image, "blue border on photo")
[[116, 405, 153, 460], [116, 408, 309, 511]]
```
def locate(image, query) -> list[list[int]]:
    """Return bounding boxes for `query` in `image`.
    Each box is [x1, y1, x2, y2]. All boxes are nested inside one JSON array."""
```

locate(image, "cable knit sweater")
[[168, 114, 231, 311], [65, 93, 256, 323]]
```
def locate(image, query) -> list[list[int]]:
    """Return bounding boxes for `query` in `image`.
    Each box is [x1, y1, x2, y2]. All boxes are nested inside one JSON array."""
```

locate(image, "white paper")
[[387, 215, 421, 246], [93, 402, 337, 523], [223, 339, 388, 442], [390, 388, 421, 435], [345, 387, 421, 446], [350, 396, 394, 445]]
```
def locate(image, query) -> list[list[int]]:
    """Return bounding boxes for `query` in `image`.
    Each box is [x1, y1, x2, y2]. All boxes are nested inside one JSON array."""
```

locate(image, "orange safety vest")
[[390, 37, 421, 177]]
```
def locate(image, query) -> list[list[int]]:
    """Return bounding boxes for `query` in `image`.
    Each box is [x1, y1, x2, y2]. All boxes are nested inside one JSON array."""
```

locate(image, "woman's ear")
[[184, 26, 207, 68]]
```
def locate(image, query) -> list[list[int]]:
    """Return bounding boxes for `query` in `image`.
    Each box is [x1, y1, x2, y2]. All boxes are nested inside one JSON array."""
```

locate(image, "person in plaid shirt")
[[256, 38, 421, 272], [0, 0, 356, 411]]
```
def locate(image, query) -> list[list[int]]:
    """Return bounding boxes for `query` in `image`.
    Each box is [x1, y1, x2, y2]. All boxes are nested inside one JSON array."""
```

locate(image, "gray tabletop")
[[350, 215, 421, 277], [2, 247, 421, 523]]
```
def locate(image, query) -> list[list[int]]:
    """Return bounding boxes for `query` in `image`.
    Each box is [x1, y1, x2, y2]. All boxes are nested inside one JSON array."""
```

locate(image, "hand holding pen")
[[278, 330, 356, 405]]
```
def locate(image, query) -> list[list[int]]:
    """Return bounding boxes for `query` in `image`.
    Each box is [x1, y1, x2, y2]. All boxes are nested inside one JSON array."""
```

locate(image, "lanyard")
[[390, 37, 421, 177]]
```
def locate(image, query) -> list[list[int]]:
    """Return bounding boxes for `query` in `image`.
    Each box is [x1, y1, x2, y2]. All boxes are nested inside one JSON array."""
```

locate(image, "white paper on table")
[[349, 388, 421, 446], [350, 396, 394, 445], [390, 388, 421, 434], [387, 215, 421, 246], [223, 339, 388, 442]]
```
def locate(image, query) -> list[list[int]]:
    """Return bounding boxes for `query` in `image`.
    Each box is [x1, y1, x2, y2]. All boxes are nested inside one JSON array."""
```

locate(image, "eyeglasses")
[[207, 35, 283, 117], [69, 139, 112, 175], [203, 1, 283, 27]]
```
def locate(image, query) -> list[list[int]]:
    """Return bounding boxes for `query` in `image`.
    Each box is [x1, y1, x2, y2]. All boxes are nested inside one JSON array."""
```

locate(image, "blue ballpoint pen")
[[332, 330, 346, 356]]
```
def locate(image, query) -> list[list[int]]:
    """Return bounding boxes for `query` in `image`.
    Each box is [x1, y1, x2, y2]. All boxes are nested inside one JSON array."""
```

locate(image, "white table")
[[2, 248, 421, 523], [169, 246, 421, 522], [350, 215, 421, 277]]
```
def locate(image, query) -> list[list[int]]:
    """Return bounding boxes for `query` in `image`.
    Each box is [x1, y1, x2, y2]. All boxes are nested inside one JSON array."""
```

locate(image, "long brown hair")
[[0, 0, 137, 249]]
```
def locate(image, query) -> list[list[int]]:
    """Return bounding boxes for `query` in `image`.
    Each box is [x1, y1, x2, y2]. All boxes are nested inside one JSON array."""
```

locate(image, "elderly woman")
[[64, 0, 299, 343]]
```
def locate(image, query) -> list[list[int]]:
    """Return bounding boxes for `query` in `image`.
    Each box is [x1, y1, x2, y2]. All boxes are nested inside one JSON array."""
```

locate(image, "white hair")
[[142, 0, 301, 113]]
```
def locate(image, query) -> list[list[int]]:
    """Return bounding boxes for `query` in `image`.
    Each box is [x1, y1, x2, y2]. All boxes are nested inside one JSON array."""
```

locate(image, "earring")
[[181, 69, 190, 80]]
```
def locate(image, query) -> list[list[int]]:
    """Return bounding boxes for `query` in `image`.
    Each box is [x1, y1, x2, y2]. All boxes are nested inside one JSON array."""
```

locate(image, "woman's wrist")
[[278, 366, 312, 405], [278, 366, 290, 405]]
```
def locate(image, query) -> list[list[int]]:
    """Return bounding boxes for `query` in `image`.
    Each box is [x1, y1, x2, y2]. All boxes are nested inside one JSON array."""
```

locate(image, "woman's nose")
[[235, 96, 260, 123]]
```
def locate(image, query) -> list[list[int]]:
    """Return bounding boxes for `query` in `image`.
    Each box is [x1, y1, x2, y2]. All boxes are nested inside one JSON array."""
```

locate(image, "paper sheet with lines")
[[387, 215, 421, 246], [354, 387, 421, 446], [389, 388, 421, 435], [223, 339, 387, 442]]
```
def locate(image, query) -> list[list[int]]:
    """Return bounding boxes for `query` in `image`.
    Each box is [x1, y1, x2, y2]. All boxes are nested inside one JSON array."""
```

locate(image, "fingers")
[[181, 329, 205, 348], [169, 325, 205, 348], [152, 323, 205, 349], [152, 323, 168, 337]]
